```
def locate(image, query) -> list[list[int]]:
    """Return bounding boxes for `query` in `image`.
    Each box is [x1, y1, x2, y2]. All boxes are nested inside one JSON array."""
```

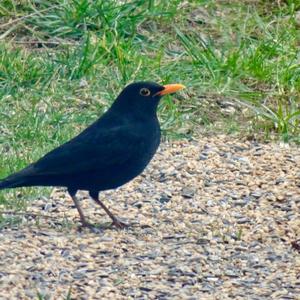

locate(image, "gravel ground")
[[0, 135, 299, 300]]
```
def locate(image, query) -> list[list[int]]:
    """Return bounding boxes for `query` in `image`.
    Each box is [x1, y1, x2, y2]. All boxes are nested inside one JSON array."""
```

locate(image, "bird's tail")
[[0, 171, 30, 190], [0, 165, 36, 191], [0, 178, 20, 190]]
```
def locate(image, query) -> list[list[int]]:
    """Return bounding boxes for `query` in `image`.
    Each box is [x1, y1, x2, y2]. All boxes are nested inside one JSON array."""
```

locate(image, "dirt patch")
[[0, 135, 299, 299]]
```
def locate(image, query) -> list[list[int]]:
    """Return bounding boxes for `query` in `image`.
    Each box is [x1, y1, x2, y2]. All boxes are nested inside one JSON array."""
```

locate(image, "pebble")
[[181, 187, 196, 198], [199, 154, 208, 161], [159, 192, 172, 204]]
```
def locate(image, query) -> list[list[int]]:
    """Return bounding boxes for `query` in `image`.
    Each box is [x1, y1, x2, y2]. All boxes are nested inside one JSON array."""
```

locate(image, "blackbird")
[[0, 82, 185, 228]]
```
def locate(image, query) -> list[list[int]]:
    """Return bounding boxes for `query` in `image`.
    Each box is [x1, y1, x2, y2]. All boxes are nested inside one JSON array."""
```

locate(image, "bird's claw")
[[78, 221, 102, 233], [112, 218, 129, 229], [78, 220, 128, 231], [79, 221, 93, 228]]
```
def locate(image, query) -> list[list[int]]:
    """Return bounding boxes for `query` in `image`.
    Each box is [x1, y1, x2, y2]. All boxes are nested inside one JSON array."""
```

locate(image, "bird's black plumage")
[[0, 81, 184, 228]]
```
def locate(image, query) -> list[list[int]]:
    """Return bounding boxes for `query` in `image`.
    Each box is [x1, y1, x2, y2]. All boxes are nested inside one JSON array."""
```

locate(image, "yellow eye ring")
[[140, 88, 151, 97]]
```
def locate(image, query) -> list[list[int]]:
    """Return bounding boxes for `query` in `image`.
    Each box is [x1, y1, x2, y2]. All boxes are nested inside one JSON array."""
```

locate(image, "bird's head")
[[112, 81, 185, 116]]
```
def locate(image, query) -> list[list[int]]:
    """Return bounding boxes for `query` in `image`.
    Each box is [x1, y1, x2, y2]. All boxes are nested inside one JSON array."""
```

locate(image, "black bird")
[[0, 82, 185, 228]]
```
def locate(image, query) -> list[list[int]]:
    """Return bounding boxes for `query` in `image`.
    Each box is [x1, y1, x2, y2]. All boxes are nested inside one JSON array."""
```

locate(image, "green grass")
[[0, 0, 299, 217], [37, 285, 72, 300]]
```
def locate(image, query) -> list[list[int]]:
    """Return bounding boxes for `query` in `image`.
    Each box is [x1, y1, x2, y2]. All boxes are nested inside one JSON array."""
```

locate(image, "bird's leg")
[[71, 196, 90, 227], [90, 192, 128, 229], [94, 198, 129, 229], [68, 189, 91, 228]]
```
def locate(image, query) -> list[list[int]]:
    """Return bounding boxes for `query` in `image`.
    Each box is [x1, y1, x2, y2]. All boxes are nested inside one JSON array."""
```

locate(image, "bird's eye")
[[139, 88, 151, 97]]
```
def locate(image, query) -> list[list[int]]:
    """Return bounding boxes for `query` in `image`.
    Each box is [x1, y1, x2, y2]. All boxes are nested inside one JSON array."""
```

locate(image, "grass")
[[0, 0, 299, 218], [37, 285, 72, 300]]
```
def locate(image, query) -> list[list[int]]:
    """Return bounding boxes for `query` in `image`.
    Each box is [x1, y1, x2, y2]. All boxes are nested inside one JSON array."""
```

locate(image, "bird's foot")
[[80, 221, 94, 228], [77, 218, 128, 230], [78, 221, 102, 233], [112, 218, 129, 229]]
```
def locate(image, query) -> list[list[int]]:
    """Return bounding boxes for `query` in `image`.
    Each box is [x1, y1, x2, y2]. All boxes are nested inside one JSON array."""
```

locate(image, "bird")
[[0, 81, 185, 229]]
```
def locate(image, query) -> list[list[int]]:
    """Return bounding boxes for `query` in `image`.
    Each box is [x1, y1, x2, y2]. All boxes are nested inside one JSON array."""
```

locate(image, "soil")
[[0, 135, 299, 299]]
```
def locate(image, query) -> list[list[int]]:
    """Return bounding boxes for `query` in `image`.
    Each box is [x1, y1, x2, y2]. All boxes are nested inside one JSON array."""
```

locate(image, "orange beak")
[[155, 84, 185, 96]]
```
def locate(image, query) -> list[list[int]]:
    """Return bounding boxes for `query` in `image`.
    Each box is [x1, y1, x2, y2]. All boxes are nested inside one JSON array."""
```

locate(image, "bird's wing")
[[31, 124, 144, 176]]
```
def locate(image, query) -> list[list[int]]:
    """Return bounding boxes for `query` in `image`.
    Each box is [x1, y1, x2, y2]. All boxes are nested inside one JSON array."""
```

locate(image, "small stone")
[[208, 255, 220, 261], [197, 238, 210, 245], [251, 190, 263, 198], [133, 202, 143, 209], [181, 187, 195, 198], [206, 199, 215, 207], [236, 217, 251, 224], [159, 192, 172, 204], [73, 270, 87, 279], [200, 284, 214, 292], [232, 156, 250, 164], [233, 200, 248, 207], [43, 203, 53, 211], [275, 177, 285, 185], [199, 154, 208, 160], [221, 107, 236, 115], [207, 277, 220, 283], [60, 249, 70, 257], [224, 270, 239, 277]]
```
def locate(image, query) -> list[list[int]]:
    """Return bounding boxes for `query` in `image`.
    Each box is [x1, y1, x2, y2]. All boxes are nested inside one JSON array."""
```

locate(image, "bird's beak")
[[155, 84, 185, 96]]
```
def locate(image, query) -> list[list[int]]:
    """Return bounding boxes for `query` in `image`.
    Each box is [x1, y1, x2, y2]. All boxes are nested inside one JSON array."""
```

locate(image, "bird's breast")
[[118, 121, 160, 179], [82, 119, 161, 191]]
